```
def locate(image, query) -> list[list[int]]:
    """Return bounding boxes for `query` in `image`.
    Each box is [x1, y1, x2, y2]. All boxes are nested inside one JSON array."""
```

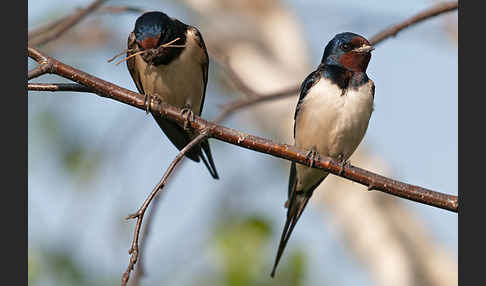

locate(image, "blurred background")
[[28, 0, 457, 285]]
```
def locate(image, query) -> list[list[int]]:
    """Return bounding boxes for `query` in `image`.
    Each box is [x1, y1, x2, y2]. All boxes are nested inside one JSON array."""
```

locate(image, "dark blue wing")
[[288, 67, 323, 199], [293, 68, 323, 137]]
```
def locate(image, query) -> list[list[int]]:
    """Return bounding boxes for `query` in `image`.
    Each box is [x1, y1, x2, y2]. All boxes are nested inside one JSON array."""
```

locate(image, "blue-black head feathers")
[[132, 11, 188, 65], [133, 11, 187, 48], [134, 11, 171, 40], [321, 32, 361, 61], [320, 32, 373, 73]]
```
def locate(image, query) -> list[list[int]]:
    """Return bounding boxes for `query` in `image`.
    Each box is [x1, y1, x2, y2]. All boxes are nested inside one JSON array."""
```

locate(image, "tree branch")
[[27, 46, 458, 212], [121, 131, 209, 286], [369, 1, 458, 45], [28, 83, 95, 93]]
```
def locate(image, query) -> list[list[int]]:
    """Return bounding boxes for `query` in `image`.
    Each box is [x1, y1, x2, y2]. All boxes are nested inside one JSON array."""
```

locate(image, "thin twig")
[[214, 86, 300, 123], [369, 1, 458, 45], [27, 46, 459, 212], [121, 131, 209, 286], [209, 51, 300, 124], [28, 83, 95, 93], [28, 0, 108, 46], [107, 48, 134, 63], [210, 51, 273, 99], [115, 50, 147, 65]]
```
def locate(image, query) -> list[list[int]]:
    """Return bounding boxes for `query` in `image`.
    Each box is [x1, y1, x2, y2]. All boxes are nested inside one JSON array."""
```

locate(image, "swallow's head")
[[133, 11, 186, 64], [321, 32, 373, 72]]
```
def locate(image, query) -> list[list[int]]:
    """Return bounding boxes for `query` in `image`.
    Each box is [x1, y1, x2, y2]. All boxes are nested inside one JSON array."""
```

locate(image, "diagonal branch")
[[27, 46, 458, 212], [121, 130, 209, 286]]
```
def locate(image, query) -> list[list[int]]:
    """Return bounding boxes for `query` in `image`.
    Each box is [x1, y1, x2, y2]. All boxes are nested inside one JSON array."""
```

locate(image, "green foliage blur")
[[28, 214, 308, 285], [206, 215, 307, 286]]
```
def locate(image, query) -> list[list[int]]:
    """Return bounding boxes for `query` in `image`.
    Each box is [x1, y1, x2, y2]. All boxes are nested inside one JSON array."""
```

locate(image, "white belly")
[[294, 78, 374, 191], [134, 29, 206, 115]]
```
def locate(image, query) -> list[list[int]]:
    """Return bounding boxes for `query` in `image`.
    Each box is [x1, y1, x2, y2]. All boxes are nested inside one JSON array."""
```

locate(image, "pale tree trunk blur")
[[435, 0, 457, 45], [180, 0, 457, 285]]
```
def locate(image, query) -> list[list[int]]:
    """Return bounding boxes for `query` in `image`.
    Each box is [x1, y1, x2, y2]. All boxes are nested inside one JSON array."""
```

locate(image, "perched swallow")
[[271, 32, 375, 277], [126, 11, 219, 179]]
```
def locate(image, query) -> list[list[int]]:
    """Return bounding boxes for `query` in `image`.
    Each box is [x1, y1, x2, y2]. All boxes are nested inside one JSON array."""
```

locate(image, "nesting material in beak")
[[353, 45, 374, 53]]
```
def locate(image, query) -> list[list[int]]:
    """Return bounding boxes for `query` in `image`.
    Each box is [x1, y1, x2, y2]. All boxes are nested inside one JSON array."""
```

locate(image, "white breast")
[[294, 77, 374, 191], [134, 28, 206, 115]]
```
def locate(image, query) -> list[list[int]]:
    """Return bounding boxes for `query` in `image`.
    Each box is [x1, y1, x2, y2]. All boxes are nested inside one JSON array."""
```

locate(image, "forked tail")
[[200, 139, 219, 179], [270, 188, 311, 277]]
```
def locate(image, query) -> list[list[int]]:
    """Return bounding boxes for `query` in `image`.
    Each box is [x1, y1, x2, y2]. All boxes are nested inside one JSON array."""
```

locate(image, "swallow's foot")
[[337, 153, 349, 175], [143, 93, 153, 114], [367, 180, 376, 191], [180, 105, 194, 131], [305, 147, 319, 168]]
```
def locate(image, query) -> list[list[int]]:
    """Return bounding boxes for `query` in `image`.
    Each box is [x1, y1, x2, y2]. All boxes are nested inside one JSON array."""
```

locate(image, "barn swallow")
[[126, 11, 218, 179], [271, 32, 375, 277]]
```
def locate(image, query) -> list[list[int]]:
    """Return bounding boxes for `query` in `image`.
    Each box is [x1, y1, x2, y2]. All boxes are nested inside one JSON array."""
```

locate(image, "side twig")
[[214, 85, 300, 123], [210, 52, 265, 98], [121, 131, 209, 286], [27, 46, 459, 213], [209, 51, 300, 123]]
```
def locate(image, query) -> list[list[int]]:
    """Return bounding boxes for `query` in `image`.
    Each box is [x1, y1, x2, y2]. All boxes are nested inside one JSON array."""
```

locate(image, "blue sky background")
[[28, 1, 457, 285]]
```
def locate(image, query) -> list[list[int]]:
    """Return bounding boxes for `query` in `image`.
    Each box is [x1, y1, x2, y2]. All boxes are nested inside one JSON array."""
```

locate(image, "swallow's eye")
[[341, 43, 351, 51]]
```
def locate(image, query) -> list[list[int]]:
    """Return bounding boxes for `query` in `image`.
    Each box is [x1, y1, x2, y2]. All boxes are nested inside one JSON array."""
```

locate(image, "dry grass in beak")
[[353, 45, 374, 53], [107, 48, 134, 63], [108, 37, 185, 65]]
